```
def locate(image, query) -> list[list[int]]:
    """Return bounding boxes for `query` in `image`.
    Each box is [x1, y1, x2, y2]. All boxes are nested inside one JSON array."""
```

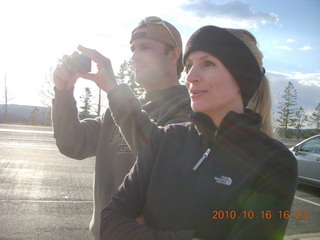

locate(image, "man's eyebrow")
[[130, 43, 152, 52]]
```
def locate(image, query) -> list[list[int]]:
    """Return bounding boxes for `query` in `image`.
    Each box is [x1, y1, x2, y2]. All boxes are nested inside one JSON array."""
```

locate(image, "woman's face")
[[185, 51, 243, 120]]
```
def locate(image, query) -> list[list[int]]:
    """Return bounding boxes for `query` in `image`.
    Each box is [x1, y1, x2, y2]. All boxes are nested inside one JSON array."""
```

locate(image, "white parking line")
[[0, 128, 53, 134], [0, 199, 92, 203], [295, 196, 320, 207]]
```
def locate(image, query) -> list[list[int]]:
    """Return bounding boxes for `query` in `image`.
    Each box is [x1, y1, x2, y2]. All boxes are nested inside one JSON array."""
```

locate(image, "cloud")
[[267, 71, 320, 113], [274, 42, 313, 51], [275, 45, 294, 50], [286, 39, 295, 43], [268, 71, 320, 87], [180, 0, 279, 28], [293, 72, 320, 87], [299, 45, 312, 51]]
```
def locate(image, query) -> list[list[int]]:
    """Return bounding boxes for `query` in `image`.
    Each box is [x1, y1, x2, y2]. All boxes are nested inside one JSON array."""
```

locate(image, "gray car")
[[289, 134, 320, 188]]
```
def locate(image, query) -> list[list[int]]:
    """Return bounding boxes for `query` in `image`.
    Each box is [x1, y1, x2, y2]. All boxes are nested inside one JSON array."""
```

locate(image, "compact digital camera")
[[66, 54, 91, 74]]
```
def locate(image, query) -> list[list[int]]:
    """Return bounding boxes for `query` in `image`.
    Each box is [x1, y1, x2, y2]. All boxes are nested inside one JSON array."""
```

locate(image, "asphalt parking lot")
[[0, 124, 94, 239], [0, 124, 319, 239]]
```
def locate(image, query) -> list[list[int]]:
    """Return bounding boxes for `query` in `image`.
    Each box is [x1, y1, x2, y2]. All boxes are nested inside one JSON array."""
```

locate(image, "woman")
[[100, 26, 297, 240]]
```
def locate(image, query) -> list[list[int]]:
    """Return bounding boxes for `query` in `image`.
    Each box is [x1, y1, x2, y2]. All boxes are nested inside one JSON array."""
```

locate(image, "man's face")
[[130, 29, 172, 91]]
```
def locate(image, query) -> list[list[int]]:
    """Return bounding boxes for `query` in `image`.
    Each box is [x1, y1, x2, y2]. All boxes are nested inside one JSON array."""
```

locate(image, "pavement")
[[284, 233, 320, 240], [1, 125, 319, 239]]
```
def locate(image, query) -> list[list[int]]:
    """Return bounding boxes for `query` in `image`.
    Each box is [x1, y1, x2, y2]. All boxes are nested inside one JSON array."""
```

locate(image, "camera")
[[66, 54, 91, 74]]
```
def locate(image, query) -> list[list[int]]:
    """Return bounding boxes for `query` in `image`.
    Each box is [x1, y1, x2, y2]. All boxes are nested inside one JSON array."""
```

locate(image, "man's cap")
[[130, 16, 182, 51]]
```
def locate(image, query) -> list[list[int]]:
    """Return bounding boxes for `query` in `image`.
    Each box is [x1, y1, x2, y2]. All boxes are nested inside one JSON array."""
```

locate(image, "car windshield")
[[299, 137, 320, 154]]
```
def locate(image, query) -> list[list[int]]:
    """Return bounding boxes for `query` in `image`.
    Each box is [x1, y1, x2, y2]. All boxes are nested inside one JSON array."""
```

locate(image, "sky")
[[0, 0, 319, 117]]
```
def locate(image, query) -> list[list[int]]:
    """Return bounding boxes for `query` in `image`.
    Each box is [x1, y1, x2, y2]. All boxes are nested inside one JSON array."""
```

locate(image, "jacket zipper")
[[193, 148, 211, 171], [192, 130, 217, 171]]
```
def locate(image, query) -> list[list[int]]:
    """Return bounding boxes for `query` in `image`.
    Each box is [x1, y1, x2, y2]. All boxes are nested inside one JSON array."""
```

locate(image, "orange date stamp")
[[212, 210, 308, 220]]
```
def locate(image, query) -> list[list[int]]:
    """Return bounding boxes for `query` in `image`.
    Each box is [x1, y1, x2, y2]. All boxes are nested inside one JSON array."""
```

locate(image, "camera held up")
[[66, 53, 91, 74]]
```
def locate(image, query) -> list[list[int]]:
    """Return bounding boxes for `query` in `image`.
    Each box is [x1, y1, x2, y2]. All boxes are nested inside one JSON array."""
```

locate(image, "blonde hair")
[[225, 29, 274, 137]]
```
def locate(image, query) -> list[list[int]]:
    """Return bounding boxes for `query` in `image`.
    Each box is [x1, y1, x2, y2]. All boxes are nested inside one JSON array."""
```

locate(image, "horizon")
[[1, 0, 319, 115]]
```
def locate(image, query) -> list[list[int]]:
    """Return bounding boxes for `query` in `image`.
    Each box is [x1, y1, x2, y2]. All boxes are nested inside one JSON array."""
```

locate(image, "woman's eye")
[[204, 60, 215, 67], [185, 64, 192, 73]]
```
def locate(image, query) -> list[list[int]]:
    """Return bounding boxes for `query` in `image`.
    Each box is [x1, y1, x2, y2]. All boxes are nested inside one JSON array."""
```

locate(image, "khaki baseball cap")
[[130, 16, 182, 51]]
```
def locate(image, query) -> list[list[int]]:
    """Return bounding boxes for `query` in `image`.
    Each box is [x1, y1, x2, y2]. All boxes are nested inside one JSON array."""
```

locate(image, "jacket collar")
[[190, 109, 262, 143]]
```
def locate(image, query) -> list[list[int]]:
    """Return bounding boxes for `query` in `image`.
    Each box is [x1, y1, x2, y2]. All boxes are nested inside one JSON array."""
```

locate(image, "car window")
[[300, 137, 320, 154]]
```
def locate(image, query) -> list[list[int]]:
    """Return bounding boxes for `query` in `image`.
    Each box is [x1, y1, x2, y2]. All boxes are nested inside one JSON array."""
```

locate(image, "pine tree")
[[116, 60, 144, 97], [294, 106, 308, 139], [29, 107, 39, 125], [276, 81, 298, 138], [79, 87, 92, 119], [310, 103, 320, 133]]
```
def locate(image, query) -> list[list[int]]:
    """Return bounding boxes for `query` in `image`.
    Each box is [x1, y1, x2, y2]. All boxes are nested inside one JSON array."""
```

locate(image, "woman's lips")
[[189, 90, 207, 99]]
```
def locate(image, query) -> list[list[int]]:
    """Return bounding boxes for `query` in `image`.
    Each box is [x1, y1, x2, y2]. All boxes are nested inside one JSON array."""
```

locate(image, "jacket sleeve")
[[227, 149, 298, 240], [52, 87, 103, 160], [100, 131, 195, 240], [107, 84, 190, 157]]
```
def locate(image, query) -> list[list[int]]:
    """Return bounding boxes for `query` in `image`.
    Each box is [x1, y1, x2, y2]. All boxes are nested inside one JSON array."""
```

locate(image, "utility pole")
[[97, 88, 101, 116], [4, 72, 8, 123]]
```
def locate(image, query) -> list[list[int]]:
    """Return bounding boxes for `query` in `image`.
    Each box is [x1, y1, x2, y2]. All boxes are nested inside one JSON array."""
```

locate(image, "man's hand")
[[77, 45, 118, 93], [53, 55, 79, 91], [52, 45, 118, 93]]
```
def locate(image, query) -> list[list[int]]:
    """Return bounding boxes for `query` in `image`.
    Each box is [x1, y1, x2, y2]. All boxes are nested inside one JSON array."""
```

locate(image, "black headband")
[[184, 25, 263, 107]]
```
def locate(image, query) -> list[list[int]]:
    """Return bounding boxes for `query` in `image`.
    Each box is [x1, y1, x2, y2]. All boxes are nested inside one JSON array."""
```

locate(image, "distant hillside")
[[0, 104, 51, 125]]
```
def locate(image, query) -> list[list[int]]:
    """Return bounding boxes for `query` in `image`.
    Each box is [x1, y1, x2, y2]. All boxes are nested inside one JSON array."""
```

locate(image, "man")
[[52, 16, 192, 240]]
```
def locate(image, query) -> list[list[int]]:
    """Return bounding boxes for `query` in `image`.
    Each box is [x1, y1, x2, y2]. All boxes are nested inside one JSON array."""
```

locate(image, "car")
[[289, 134, 320, 188]]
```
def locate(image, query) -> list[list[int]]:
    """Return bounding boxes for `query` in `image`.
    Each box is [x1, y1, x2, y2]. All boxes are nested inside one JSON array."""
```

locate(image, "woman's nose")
[[186, 66, 200, 84]]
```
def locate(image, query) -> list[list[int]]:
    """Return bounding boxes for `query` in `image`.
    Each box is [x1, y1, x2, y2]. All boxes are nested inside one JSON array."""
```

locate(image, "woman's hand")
[[135, 215, 146, 224], [135, 215, 202, 240]]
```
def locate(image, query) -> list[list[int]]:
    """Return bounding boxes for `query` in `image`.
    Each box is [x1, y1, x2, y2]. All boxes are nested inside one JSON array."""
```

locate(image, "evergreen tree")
[[116, 60, 144, 97], [310, 103, 320, 133], [276, 81, 298, 138], [79, 87, 92, 119], [294, 106, 308, 139], [29, 107, 39, 125]]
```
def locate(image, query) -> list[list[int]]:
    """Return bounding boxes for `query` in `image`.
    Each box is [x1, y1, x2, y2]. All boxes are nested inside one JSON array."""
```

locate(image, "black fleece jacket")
[[100, 110, 297, 240]]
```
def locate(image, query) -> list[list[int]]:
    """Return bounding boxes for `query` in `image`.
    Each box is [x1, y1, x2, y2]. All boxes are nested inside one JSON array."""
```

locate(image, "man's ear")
[[170, 47, 181, 64]]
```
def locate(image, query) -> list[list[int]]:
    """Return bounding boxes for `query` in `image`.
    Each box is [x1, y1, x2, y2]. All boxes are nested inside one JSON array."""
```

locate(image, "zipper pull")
[[193, 148, 211, 171]]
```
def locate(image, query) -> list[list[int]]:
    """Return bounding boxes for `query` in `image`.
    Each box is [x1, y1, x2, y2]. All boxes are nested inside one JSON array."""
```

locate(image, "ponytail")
[[247, 75, 274, 137]]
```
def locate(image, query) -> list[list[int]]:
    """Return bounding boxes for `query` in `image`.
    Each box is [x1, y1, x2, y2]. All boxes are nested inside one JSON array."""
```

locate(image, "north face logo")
[[214, 176, 232, 186]]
